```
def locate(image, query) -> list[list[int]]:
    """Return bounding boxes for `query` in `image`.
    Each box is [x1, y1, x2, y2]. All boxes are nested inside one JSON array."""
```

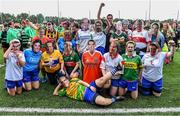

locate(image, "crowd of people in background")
[[0, 3, 179, 106]]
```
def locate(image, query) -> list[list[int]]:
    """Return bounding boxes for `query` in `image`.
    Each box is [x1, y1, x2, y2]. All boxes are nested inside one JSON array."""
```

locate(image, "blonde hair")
[[126, 41, 136, 47]]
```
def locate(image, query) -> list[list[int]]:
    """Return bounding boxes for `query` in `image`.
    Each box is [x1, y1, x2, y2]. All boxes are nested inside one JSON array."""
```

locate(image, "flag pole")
[[148, 0, 151, 21], [177, 9, 179, 22]]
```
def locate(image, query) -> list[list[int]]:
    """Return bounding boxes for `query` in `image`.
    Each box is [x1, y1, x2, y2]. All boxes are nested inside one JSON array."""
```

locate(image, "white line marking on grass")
[[0, 107, 180, 113]]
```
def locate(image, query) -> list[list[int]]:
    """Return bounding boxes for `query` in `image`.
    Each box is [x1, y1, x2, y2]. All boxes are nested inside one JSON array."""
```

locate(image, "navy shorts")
[[5, 80, 23, 89], [119, 79, 138, 91], [111, 79, 121, 87], [23, 69, 39, 83], [142, 77, 162, 95], [83, 82, 99, 104]]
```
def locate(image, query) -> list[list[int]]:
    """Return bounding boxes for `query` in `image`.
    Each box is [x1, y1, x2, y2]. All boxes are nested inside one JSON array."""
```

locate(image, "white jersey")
[[142, 52, 166, 82], [77, 29, 92, 53], [100, 53, 123, 79], [5, 52, 25, 81], [92, 31, 106, 48], [132, 30, 150, 48]]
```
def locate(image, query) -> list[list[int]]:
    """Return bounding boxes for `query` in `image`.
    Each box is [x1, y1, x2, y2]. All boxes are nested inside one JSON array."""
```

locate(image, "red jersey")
[[82, 50, 103, 83]]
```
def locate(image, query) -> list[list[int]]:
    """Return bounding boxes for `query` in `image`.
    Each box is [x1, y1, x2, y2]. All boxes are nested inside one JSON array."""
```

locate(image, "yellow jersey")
[[41, 50, 64, 73]]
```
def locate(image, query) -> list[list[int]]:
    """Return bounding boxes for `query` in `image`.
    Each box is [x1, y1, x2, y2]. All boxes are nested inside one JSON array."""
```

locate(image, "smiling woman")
[[23, 40, 42, 91]]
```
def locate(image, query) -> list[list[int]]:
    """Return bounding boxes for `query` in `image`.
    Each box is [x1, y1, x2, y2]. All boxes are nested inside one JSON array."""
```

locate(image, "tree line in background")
[[0, 12, 178, 25]]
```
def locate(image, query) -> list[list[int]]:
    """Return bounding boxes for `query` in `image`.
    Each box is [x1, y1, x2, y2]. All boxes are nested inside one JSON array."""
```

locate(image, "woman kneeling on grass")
[[53, 66, 125, 106], [4, 39, 25, 96], [23, 40, 42, 91], [141, 42, 175, 97]]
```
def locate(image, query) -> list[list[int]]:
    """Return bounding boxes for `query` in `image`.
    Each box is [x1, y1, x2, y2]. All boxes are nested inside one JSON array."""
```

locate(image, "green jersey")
[[63, 51, 80, 71], [7, 28, 20, 43], [55, 26, 64, 33], [58, 78, 86, 101], [21, 27, 30, 48], [24, 26, 36, 38], [111, 32, 128, 55], [122, 54, 142, 81], [101, 18, 115, 33]]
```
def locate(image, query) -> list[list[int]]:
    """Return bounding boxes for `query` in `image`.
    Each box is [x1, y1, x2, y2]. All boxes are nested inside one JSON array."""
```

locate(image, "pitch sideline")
[[0, 107, 180, 113]]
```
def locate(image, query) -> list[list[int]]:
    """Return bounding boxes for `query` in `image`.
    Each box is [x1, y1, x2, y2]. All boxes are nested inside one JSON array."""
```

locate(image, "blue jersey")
[[23, 49, 42, 71], [57, 37, 76, 52]]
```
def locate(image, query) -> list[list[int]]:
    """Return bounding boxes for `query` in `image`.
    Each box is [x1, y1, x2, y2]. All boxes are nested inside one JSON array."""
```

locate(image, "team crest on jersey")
[[124, 62, 137, 69], [86, 59, 89, 63]]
